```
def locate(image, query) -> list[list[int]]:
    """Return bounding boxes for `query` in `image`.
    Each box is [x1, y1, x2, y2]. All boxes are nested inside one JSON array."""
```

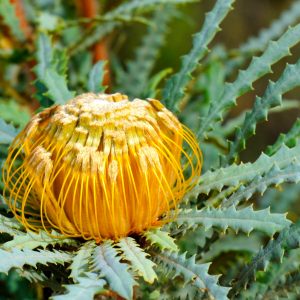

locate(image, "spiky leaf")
[[201, 235, 261, 262], [144, 229, 178, 252], [227, 59, 300, 163], [44, 69, 75, 104], [0, 214, 23, 235], [118, 237, 157, 283], [198, 24, 300, 137], [0, 248, 72, 274], [91, 241, 135, 300], [163, 0, 234, 111], [233, 221, 300, 292], [118, 8, 173, 97], [2, 230, 78, 250], [266, 118, 300, 156], [173, 206, 291, 236], [153, 251, 230, 300], [53, 274, 106, 300], [35, 33, 74, 104], [187, 144, 300, 197], [222, 163, 300, 208], [240, 0, 300, 54], [69, 242, 96, 282]]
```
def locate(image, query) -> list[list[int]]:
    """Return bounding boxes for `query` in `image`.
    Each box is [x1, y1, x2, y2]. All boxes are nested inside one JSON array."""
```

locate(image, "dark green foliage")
[[1, 0, 300, 299]]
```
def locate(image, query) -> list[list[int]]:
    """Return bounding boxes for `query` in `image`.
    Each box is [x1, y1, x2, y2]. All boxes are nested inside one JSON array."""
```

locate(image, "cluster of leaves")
[[1, 0, 300, 299]]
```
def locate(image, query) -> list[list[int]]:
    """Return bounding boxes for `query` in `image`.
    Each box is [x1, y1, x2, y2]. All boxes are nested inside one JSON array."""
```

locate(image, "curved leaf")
[[118, 237, 157, 283], [91, 241, 135, 300]]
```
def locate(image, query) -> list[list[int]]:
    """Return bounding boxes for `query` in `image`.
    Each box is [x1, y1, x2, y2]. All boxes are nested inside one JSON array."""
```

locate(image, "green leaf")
[[69, 0, 197, 55], [44, 69, 75, 104], [87, 61, 107, 93], [238, 249, 300, 299], [0, 0, 25, 42], [200, 235, 261, 262], [173, 206, 291, 236], [222, 163, 300, 208], [198, 24, 300, 137], [163, 0, 234, 111], [34, 33, 74, 104], [35, 33, 53, 80], [91, 241, 136, 300], [69, 242, 96, 282], [153, 251, 230, 300], [144, 228, 178, 252], [233, 221, 300, 293], [0, 214, 23, 236], [117, 8, 173, 97], [239, 0, 300, 54], [266, 118, 300, 156], [227, 59, 300, 164], [0, 248, 72, 274], [2, 230, 78, 250], [142, 68, 173, 98], [187, 143, 300, 197], [118, 237, 157, 283], [53, 274, 106, 300], [0, 118, 18, 144], [225, 1, 300, 76]]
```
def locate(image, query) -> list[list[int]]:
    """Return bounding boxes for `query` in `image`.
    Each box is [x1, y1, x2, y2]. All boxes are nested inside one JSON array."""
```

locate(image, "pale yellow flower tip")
[[3, 93, 202, 241]]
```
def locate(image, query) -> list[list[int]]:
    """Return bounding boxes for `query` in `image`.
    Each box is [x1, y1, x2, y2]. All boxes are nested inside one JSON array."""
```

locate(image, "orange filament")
[[3, 93, 202, 241]]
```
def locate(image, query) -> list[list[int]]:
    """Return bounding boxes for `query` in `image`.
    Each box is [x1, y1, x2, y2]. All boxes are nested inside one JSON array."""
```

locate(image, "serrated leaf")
[[0, 214, 23, 235], [44, 69, 75, 104], [266, 118, 300, 156], [53, 273, 106, 300], [187, 143, 300, 197], [117, 8, 173, 97], [238, 248, 300, 299], [34, 33, 74, 104], [118, 237, 157, 283], [227, 59, 300, 164], [0, 0, 25, 41], [0, 118, 18, 144], [163, 0, 234, 111], [0, 248, 72, 274], [88, 61, 107, 93], [222, 163, 300, 208], [69, 241, 96, 282], [198, 24, 300, 137], [233, 221, 300, 293], [91, 241, 135, 300], [153, 251, 230, 300], [201, 235, 261, 262], [144, 228, 178, 252], [2, 230, 78, 250], [240, 1, 300, 54], [173, 206, 291, 236]]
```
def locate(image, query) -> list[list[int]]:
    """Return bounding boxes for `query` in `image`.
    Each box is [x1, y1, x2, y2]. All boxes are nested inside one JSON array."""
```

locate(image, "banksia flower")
[[3, 93, 202, 241]]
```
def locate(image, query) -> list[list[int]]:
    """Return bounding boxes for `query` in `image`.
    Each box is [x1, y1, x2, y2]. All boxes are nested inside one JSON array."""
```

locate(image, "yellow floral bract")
[[3, 93, 202, 241]]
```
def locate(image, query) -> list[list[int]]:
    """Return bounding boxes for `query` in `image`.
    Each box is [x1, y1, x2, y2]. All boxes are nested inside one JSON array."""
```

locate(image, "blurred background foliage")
[[0, 0, 299, 298]]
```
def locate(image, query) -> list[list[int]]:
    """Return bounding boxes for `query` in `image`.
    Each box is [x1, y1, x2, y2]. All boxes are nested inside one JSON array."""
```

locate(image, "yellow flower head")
[[3, 93, 202, 241]]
